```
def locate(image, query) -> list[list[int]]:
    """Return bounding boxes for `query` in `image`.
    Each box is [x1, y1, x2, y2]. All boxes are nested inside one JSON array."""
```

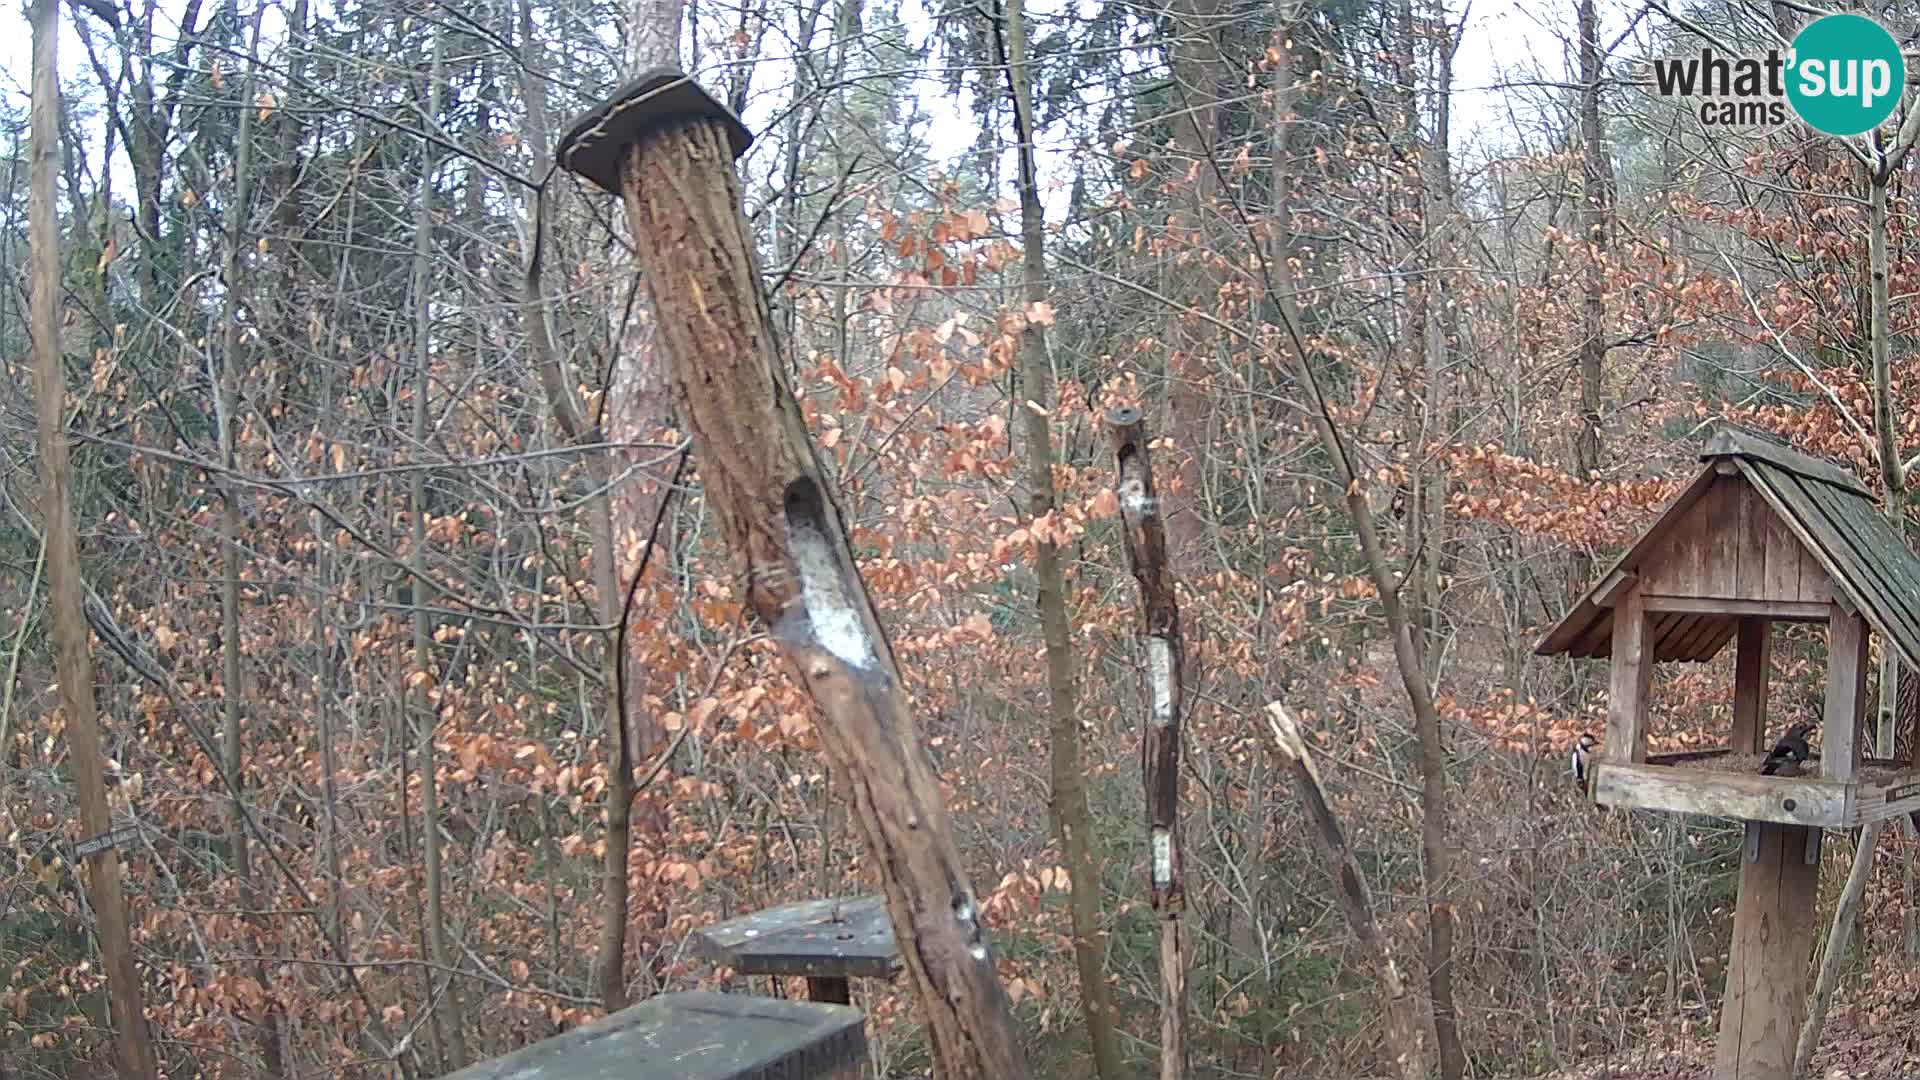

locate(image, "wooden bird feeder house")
[[1538, 428, 1920, 1080]]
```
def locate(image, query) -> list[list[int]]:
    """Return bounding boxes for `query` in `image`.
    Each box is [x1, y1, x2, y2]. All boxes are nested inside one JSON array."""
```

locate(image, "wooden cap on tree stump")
[[555, 69, 752, 194]]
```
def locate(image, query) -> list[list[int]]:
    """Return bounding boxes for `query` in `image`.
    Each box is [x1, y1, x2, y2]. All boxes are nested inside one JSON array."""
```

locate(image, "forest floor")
[[1532, 959, 1920, 1079]]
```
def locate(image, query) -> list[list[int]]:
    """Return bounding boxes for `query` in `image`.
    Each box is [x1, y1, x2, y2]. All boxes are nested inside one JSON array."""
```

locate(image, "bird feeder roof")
[[1537, 428, 1920, 671]]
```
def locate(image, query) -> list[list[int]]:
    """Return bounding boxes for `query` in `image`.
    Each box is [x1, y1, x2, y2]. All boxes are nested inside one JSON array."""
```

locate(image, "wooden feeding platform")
[[696, 895, 902, 1005], [1537, 429, 1920, 1080], [439, 991, 868, 1080]]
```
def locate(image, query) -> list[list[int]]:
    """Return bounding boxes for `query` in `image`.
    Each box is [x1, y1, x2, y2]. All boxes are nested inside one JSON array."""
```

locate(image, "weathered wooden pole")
[[1107, 407, 1188, 1079], [555, 72, 1031, 1078]]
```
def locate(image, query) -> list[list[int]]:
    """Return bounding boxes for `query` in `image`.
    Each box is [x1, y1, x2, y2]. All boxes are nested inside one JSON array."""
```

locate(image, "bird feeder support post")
[[1713, 823, 1821, 1080], [1822, 605, 1867, 782], [1731, 617, 1770, 755], [555, 72, 1031, 1079], [1605, 589, 1652, 765]]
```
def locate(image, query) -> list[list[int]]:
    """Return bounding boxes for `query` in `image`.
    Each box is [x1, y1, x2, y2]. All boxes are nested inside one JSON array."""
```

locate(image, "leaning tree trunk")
[[558, 76, 1031, 1078], [998, 2, 1126, 1075], [29, 0, 160, 1073]]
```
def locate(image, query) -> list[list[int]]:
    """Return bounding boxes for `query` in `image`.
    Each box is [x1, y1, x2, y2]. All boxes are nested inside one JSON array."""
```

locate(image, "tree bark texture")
[[1265, 704, 1426, 1080], [606, 115, 1031, 1079], [1001, 2, 1126, 1074], [1110, 408, 1188, 1080], [1161, 0, 1225, 566], [30, 0, 160, 1072]]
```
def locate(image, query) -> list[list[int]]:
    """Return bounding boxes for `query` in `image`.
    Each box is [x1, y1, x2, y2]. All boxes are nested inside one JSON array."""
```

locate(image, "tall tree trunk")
[[29, 1, 160, 1073], [1571, 0, 1612, 595], [214, 8, 283, 1072], [999, 5, 1125, 1076], [408, 27, 467, 1068], [1163, 0, 1222, 567], [593, 0, 688, 1008]]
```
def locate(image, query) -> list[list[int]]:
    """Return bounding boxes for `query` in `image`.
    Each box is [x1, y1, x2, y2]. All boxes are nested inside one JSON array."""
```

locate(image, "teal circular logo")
[[1787, 14, 1905, 136]]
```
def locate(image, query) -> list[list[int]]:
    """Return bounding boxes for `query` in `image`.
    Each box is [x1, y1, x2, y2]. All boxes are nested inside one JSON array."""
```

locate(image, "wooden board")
[[1591, 763, 1850, 827], [1606, 592, 1653, 764], [1712, 823, 1820, 1080], [1847, 768, 1920, 826], [696, 896, 902, 981], [439, 991, 867, 1080]]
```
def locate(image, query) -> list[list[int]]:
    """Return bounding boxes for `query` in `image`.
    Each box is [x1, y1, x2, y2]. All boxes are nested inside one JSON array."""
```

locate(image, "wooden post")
[[555, 72, 1030, 1079], [1606, 589, 1653, 764], [1732, 618, 1770, 754], [1713, 823, 1820, 1080], [1107, 406, 1188, 1080], [1824, 607, 1868, 781]]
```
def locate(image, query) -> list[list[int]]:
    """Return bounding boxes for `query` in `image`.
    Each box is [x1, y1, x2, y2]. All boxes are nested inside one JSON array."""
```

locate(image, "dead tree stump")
[[555, 71, 1031, 1079]]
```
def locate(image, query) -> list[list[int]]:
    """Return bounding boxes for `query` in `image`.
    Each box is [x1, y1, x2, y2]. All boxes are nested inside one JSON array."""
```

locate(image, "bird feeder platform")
[[438, 991, 867, 1080], [1538, 428, 1920, 1080], [1593, 752, 1920, 829], [695, 895, 902, 1005]]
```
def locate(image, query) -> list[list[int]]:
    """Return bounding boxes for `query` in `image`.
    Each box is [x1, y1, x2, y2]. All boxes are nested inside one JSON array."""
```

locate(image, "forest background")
[[3, 0, 1920, 1075]]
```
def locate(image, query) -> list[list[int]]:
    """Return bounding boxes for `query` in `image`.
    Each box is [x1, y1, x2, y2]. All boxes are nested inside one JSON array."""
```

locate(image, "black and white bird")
[[1760, 721, 1816, 776], [1570, 732, 1599, 786]]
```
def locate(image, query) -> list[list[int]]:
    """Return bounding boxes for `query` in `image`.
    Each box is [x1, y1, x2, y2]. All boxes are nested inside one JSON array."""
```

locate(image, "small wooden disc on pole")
[[556, 71, 1030, 1079]]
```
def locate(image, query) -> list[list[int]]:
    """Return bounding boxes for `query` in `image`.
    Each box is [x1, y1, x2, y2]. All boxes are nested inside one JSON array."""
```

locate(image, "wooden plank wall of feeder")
[[554, 71, 1030, 1079], [1106, 406, 1188, 1080], [1636, 477, 1832, 611]]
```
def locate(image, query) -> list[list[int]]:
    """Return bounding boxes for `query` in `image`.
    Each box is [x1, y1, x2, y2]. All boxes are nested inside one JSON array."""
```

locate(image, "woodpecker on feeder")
[[1760, 721, 1816, 776], [1570, 732, 1598, 786]]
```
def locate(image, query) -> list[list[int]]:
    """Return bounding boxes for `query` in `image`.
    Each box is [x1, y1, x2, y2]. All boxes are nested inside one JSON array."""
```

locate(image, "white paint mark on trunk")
[[784, 479, 878, 671], [1148, 636, 1174, 727], [1120, 473, 1156, 517], [1151, 827, 1173, 888]]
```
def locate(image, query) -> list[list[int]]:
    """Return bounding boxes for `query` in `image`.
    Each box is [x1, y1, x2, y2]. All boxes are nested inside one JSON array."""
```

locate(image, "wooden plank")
[[1652, 612, 1700, 661], [1537, 466, 1722, 657], [1734, 480, 1770, 600], [1592, 764, 1848, 826], [1823, 606, 1868, 783], [1733, 618, 1771, 754], [1648, 747, 1737, 764], [1701, 479, 1740, 598], [1713, 823, 1820, 1080], [1759, 503, 1810, 603], [1675, 614, 1730, 660], [1849, 771, 1920, 825], [441, 991, 868, 1080], [696, 895, 901, 981], [1607, 591, 1654, 764], [1785, 474, 1920, 670], [1572, 609, 1616, 659], [1701, 427, 1871, 496], [1638, 596, 1829, 620], [1594, 568, 1637, 608]]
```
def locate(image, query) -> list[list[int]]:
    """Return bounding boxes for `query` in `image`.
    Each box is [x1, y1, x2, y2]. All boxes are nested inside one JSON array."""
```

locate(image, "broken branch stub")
[[556, 72, 1030, 1079]]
